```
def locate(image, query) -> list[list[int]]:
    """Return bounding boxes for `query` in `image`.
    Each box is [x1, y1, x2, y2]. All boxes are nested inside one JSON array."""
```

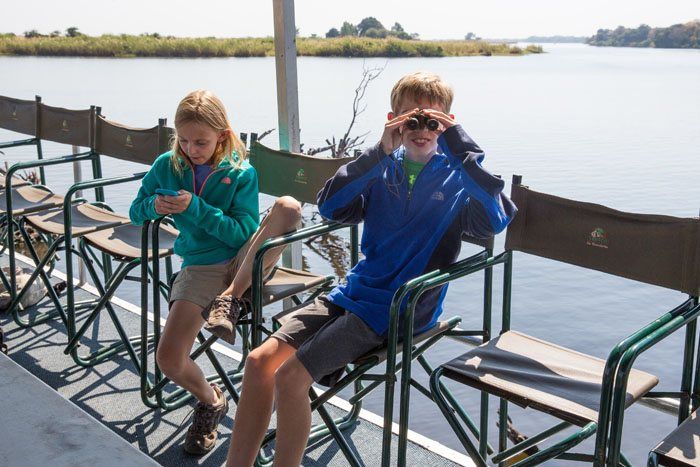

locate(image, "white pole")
[[273, 0, 302, 270], [72, 145, 86, 285]]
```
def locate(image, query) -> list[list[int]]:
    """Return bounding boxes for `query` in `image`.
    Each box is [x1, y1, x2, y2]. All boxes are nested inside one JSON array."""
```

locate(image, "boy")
[[225, 72, 516, 466]]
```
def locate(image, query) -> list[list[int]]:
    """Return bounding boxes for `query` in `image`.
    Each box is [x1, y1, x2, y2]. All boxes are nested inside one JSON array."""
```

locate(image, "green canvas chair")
[[141, 137, 355, 410], [1, 102, 98, 321], [7, 115, 173, 374], [429, 176, 700, 466]]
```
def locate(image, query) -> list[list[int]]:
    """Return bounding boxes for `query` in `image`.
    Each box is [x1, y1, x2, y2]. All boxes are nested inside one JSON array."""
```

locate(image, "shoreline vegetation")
[[0, 34, 543, 58], [587, 20, 700, 48]]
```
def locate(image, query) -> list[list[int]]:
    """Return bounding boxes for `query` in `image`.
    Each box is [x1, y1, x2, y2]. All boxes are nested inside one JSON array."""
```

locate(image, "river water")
[[1, 44, 699, 464]]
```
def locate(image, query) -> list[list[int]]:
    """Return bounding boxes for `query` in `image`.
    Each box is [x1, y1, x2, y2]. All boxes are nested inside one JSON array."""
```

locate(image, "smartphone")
[[155, 188, 180, 196]]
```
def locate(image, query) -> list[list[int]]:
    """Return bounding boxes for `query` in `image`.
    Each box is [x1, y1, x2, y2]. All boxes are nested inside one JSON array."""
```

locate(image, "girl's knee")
[[273, 196, 302, 224], [155, 345, 185, 377]]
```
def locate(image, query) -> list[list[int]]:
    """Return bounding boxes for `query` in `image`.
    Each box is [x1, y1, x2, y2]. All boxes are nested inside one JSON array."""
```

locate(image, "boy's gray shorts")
[[272, 296, 385, 386]]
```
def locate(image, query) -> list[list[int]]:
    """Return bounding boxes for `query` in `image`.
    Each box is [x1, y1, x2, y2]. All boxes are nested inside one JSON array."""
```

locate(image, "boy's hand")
[[154, 190, 192, 215], [380, 109, 415, 155], [424, 109, 456, 133]]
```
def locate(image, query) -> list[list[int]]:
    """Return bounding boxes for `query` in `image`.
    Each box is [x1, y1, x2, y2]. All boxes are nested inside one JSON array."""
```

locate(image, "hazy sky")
[[2, 0, 698, 39]]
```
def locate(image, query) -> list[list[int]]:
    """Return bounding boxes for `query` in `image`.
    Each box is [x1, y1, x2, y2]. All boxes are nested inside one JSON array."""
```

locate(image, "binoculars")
[[405, 110, 439, 131]]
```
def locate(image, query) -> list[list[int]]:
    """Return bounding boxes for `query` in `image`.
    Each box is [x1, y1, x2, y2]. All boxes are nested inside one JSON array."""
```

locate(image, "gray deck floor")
[[0, 257, 466, 466]]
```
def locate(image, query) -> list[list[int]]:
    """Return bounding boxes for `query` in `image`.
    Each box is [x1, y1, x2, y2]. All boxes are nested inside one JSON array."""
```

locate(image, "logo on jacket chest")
[[430, 191, 445, 201]]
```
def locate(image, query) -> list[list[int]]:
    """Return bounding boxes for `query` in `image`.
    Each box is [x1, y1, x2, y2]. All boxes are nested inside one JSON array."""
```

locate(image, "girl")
[[129, 90, 301, 456]]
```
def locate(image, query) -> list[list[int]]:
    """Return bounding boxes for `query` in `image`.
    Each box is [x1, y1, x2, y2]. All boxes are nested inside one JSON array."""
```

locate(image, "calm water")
[[2, 44, 699, 464]]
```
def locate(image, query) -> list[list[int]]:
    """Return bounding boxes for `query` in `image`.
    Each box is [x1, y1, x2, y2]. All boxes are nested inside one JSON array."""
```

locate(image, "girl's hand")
[[154, 190, 192, 215], [423, 109, 456, 133], [380, 109, 415, 155]]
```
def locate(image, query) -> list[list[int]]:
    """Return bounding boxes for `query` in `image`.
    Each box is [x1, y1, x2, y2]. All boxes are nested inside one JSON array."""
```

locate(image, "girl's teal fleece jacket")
[[129, 152, 260, 267]]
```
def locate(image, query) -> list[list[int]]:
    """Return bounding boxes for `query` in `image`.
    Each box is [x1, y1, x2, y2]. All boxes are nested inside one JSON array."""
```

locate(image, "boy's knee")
[[243, 348, 277, 381], [273, 196, 302, 225], [274, 360, 312, 398]]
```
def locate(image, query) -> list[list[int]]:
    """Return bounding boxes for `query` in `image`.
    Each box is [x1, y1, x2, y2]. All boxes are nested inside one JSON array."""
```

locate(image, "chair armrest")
[[61, 172, 148, 240], [248, 220, 354, 347], [604, 300, 700, 465], [593, 297, 697, 463], [0, 137, 37, 150], [6, 150, 93, 179]]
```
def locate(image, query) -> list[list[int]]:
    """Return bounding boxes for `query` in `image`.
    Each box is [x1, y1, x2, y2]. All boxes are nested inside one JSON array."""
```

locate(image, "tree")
[[357, 17, 384, 36], [65, 27, 82, 37], [391, 23, 405, 33], [465, 32, 476, 40], [340, 22, 358, 37], [326, 28, 340, 38], [364, 27, 387, 38], [23, 30, 42, 38]]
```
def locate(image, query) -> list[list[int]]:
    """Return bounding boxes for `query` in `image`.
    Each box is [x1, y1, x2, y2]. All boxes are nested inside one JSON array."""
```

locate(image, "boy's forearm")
[[317, 142, 389, 224]]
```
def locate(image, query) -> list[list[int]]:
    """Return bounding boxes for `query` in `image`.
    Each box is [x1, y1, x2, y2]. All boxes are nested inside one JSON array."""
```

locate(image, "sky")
[[1, 0, 698, 40]]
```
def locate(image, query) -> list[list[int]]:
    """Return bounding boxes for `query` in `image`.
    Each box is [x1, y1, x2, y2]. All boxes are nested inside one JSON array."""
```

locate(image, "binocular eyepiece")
[[405, 110, 439, 131]]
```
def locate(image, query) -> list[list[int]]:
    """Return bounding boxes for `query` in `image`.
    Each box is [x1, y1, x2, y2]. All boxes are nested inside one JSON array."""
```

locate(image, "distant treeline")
[[0, 33, 543, 58], [587, 20, 700, 48]]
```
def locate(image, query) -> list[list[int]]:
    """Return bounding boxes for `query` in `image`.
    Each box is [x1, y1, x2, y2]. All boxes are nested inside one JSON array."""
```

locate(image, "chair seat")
[[440, 330, 659, 426], [261, 267, 331, 306], [357, 320, 455, 365], [0, 185, 63, 215], [82, 222, 179, 260], [652, 409, 700, 466], [24, 203, 130, 236]]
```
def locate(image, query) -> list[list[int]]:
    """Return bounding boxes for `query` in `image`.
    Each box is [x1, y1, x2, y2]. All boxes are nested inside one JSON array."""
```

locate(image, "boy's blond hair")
[[390, 72, 454, 114], [170, 90, 247, 176]]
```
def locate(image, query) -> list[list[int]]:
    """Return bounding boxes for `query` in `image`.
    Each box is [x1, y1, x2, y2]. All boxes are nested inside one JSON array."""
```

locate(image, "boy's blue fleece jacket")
[[317, 125, 517, 336]]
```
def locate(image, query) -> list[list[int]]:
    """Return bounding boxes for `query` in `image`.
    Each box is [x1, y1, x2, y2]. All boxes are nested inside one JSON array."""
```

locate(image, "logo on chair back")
[[294, 168, 308, 185], [586, 227, 608, 249], [10, 105, 18, 121], [124, 134, 134, 148], [61, 119, 70, 132]]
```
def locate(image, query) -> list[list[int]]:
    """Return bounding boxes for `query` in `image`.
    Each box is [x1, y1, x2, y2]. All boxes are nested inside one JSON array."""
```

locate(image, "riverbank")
[[0, 34, 543, 58]]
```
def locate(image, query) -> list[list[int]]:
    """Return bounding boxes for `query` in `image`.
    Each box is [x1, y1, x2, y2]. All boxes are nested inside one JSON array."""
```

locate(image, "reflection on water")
[[1, 44, 699, 463]]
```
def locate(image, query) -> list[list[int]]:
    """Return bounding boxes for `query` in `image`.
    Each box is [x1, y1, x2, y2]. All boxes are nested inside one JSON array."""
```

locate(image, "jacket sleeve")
[[317, 142, 391, 224], [177, 167, 259, 249], [438, 125, 517, 238], [128, 160, 161, 226]]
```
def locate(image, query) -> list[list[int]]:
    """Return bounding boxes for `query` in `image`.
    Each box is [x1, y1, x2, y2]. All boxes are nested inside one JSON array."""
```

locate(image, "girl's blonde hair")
[[170, 90, 247, 176]]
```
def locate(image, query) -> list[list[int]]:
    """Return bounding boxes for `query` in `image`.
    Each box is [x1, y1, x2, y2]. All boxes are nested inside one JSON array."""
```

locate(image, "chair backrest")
[[505, 181, 700, 296], [94, 115, 173, 165], [37, 103, 94, 147], [248, 141, 355, 205], [0, 95, 39, 136]]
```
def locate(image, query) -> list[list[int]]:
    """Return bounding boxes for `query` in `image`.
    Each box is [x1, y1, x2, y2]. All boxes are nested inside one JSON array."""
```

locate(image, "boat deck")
[[0, 255, 469, 466]]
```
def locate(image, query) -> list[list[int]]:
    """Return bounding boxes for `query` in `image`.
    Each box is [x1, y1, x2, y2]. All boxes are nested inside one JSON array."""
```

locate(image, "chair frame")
[[429, 176, 700, 467]]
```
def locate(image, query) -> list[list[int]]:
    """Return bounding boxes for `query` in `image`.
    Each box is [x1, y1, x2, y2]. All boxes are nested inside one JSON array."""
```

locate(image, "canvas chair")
[[429, 176, 700, 467], [6, 115, 173, 373], [140, 137, 353, 410], [250, 229, 494, 467], [1, 102, 98, 321]]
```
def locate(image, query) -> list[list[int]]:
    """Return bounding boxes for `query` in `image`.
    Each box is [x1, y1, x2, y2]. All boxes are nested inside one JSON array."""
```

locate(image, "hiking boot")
[[201, 294, 250, 344], [184, 384, 229, 455]]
